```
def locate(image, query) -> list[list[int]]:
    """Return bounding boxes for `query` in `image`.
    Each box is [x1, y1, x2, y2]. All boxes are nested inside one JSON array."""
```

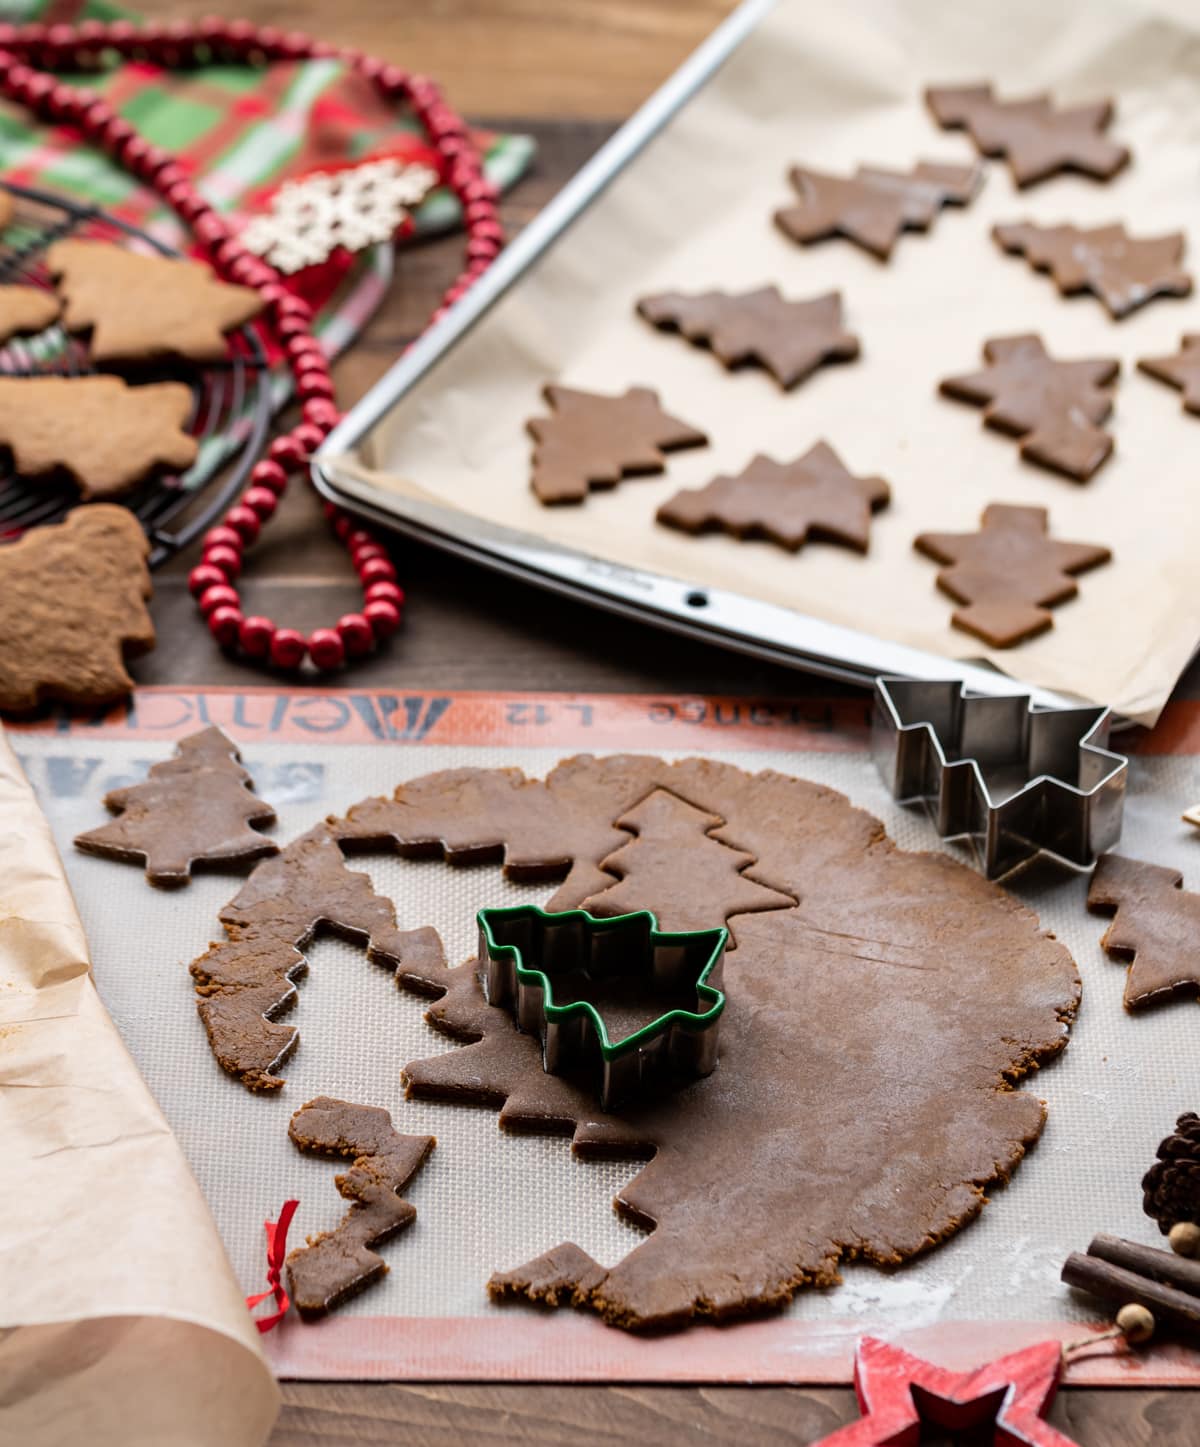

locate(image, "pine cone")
[[1142, 1112, 1200, 1233]]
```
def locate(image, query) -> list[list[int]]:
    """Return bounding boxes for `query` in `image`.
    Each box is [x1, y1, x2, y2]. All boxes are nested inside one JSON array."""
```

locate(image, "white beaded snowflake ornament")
[[240, 159, 439, 273]]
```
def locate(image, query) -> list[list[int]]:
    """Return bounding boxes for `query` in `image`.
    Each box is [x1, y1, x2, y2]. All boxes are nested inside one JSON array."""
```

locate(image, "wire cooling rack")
[[0, 181, 272, 566]]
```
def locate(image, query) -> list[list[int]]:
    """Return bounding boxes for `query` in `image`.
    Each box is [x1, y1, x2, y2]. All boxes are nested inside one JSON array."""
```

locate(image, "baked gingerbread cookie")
[[915, 503, 1111, 647], [286, 1096, 435, 1318], [527, 385, 707, 504], [75, 725, 278, 887], [636, 288, 859, 390], [774, 160, 981, 260], [192, 756, 1080, 1333], [0, 505, 154, 711], [657, 442, 890, 554], [940, 334, 1118, 481], [0, 285, 60, 344], [993, 221, 1191, 320], [46, 239, 263, 365], [926, 84, 1130, 187], [1139, 335, 1200, 414], [0, 375, 197, 499]]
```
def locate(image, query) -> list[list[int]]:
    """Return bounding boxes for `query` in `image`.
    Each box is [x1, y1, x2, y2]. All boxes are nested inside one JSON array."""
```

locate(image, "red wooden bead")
[[188, 562, 226, 597], [193, 213, 228, 245], [377, 65, 409, 96], [332, 513, 353, 541], [359, 557, 397, 587], [267, 434, 306, 469], [203, 523, 243, 553], [303, 400, 340, 429], [204, 544, 242, 579], [308, 627, 345, 670], [352, 543, 387, 568], [274, 313, 310, 342], [284, 330, 322, 355], [242, 485, 278, 520], [228, 255, 265, 285], [273, 293, 312, 322], [215, 236, 246, 268], [250, 458, 288, 493], [269, 627, 307, 669], [100, 116, 136, 149], [292, 354, 329, 382], [365, 580, 404, 608], [224, 504, 261, 544], [345, 528, 373, 551], [364, 598, 401, 639], [208, 604, 244, 647], [297, 372, 334, 401], [290, 422, 325, 454], [336, 612, 374, 657], [238, 614, 275, 658], [199, 582, 240, 618], [322, 500, 339, 522]]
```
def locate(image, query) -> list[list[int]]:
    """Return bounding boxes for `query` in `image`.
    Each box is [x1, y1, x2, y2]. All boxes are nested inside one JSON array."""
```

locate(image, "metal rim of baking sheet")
[[309, 0, 1140, 718], [873, 675, 1128, 879]]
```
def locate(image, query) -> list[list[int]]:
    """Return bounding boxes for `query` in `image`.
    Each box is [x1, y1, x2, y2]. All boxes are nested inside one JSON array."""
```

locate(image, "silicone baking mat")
[[11, 686, 1200, 1385]]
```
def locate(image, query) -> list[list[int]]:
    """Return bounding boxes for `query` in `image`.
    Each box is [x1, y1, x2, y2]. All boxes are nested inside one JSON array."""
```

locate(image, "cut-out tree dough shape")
[[915, 503, 1111, 648], [0, 376, 197, 499], [0, 285, 59, 343], [774, 160, 981, 260], [657, 442, 890, 554], [285, 1096, 435, 1318], [526, 384, 707, 504], [0, 504, 155, 711], [1087, 853, 1200, 1010], [74, 724, 279, 886], [939, 334, 1118, 481], [635, 287, 859, 389], [926, 84, 1130, 188], [46, 238, 263, 364], [993, 221, 1191, 319], [581, 788, 794, 936], [1139, 335, 1200, 416], [194, 756, 1081, 1332], [191, 826, 448, 1090]]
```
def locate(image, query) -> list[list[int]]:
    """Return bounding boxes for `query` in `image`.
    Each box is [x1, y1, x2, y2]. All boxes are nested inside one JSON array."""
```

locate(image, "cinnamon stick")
[[1087, 1233, 1200, 1300], [1062, 1253, 1200, 1339]]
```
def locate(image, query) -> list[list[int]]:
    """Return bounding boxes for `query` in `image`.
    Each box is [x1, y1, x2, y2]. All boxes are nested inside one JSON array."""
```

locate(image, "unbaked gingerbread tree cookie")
[[75, 725, 278, 886]]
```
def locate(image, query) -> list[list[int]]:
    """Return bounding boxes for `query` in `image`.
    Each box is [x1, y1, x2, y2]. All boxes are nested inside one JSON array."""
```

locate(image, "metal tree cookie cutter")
[[872, 676, 1127, 879], [477, 905, 727, 1110]]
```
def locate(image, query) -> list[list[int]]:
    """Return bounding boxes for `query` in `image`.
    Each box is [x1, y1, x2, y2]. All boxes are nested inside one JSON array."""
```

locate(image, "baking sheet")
[[329, 0, 1200, 725], [8, 685, 1199, 1386]]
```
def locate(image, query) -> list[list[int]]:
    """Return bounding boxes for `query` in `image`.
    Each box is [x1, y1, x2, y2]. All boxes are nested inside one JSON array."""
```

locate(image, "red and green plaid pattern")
[[0, 0, 533, 413]]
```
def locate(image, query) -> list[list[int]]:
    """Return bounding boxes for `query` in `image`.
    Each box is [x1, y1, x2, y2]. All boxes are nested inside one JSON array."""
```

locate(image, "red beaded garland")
[[0, 17, 502, 669]]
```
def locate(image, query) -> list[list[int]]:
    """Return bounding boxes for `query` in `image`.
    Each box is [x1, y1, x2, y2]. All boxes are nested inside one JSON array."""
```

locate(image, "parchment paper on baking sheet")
[[334, 0, 1200, 724]]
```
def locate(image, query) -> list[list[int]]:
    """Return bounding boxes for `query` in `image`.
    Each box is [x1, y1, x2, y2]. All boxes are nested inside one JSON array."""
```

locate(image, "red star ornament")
[[813, 1336, 1077, 1446]]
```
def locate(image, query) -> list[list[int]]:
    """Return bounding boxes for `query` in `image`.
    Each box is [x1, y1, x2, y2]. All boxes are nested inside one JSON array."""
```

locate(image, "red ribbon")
[[245, 1198, 300, 1334]]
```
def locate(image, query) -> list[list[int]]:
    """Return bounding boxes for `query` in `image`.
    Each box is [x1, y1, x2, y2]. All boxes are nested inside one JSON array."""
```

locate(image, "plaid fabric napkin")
[[0, 0, 533, 473]]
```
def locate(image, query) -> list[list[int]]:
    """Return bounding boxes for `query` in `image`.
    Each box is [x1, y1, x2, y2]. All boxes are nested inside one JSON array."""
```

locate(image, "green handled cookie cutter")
[[477, 904, 727, 1111]]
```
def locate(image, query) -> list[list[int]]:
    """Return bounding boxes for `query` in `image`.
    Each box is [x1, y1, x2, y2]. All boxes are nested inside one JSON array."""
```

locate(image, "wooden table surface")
[[128, 3, 1196, 1441]]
